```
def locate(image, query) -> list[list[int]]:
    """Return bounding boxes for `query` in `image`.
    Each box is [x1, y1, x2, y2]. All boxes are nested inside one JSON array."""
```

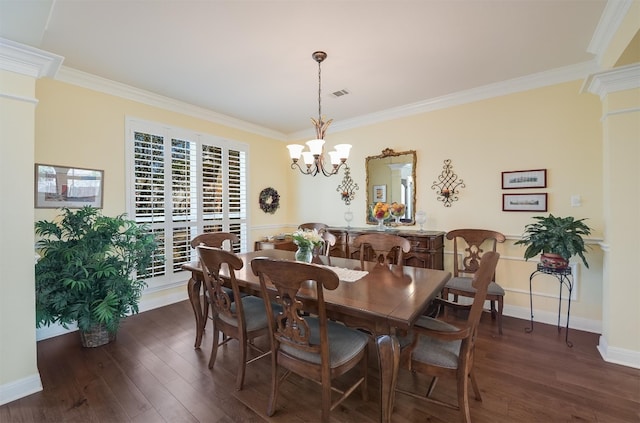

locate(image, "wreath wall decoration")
[[259, 187, 280, 214]]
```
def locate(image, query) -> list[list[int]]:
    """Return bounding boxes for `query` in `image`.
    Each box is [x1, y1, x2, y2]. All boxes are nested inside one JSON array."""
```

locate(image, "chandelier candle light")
[[287, 51, 352, 177]]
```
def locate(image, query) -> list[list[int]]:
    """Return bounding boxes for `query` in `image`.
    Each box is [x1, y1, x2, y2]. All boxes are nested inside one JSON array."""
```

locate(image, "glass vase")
[[376, 218, 386, 231], [295, 244, 313, 263]]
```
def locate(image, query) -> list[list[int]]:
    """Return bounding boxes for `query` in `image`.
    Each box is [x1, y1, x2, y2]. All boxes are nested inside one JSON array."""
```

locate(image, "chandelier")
[[286, 51, 351, 177]]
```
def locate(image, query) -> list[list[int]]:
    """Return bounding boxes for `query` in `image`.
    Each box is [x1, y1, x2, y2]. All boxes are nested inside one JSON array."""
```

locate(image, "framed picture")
[[373, 184, 387, 203], [502, 169, 546, 189], [502, 193, 547, 212], [35, 164, 104, 209]]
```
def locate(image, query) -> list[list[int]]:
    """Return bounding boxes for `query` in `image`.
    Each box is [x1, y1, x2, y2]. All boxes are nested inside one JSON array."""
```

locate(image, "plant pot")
[[79, 324, 116, 348], [540, 253, 569, 269]]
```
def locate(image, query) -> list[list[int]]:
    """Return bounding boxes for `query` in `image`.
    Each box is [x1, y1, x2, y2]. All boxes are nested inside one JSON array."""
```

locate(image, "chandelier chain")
[[317, 59, 322, 123]]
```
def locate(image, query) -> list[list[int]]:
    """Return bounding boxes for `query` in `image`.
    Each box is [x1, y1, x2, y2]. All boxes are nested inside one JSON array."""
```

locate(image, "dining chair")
[[190, 232, 241, 345], [320, 230, 336, 256], [298, 222, 329, 233], [197, 246, 271, 390], [352, 232, 411, 268], [396, 251, 500, 423], [442, 229, 506, 334], [251, 257, 369, 423]]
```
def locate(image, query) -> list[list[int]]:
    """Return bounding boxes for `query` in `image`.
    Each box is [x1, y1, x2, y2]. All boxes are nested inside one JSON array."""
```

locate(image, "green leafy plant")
[[514, 214, 592, 268], [35, 206, 157, 334]]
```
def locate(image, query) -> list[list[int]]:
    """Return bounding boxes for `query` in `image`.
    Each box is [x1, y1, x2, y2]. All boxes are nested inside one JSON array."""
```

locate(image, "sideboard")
[[327, 227, 445, 270]]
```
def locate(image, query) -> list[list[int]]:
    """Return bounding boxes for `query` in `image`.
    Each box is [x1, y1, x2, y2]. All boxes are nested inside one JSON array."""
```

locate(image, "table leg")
[[187, 276, 204, 348], [376, 334, 400, 423]]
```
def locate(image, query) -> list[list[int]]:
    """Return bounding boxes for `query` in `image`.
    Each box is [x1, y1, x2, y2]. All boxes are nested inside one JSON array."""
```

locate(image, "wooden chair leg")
[[267, 357, 279, 417], [208, 328, 221, 369], [361, 348, 369, 401], [321, 378, 331, 423], [457, 366, 471, 423], [497, 296, 504, 335], [427, 376, 439, 397], [236, 335, 247, 390], [470, 370, 482, 401]]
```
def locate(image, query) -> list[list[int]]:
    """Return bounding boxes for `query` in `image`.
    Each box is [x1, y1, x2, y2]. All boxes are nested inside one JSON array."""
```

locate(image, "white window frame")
[[125, 117, 249, 288]]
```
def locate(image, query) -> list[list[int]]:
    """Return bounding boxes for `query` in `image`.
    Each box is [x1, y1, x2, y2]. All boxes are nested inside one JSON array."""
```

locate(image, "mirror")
[[366, 148, 416, 225]]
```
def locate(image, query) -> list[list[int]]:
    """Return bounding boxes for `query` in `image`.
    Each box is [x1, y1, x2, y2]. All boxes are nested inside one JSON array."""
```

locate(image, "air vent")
[[331, 89, 350, 98]]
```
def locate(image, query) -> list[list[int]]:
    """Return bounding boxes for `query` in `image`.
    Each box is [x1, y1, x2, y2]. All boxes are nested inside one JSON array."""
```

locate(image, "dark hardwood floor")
[[2, 300, 639, 422]]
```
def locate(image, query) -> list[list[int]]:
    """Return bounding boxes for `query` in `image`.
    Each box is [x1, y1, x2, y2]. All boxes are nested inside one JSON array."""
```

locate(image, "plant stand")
[[525, 263, 574, 347]]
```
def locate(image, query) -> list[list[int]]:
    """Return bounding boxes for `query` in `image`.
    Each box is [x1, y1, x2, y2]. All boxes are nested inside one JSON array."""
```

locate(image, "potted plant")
[[35, 206, 157, 347], [514, 214, 592, 269]]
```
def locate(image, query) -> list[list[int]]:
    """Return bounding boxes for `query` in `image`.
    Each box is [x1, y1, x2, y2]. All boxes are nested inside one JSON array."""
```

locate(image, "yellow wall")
[[34, 79, 294, 241], [290, 81, 605, 328], [33, 77, 607, 330]]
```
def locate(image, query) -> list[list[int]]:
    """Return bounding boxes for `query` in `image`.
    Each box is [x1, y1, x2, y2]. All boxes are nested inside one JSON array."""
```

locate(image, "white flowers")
[[292, 229, 323, 248]]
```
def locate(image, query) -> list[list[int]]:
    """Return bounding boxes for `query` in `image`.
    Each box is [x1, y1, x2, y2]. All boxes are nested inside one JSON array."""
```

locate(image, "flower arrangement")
[[292, 228, 323, 249], [372, 202, 391, 220], [390, 202, 406, 217]]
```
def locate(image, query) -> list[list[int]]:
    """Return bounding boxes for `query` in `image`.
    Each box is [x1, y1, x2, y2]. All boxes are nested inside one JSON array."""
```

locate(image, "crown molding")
[[290, 60, 600, 141], [55, 66, 288, 141], [587, 0, 634, 65], [583, 62, 640, 100], [0, 37, 63, 79]]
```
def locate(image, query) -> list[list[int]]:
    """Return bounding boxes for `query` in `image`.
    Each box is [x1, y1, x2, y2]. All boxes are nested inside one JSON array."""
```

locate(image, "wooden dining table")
[[182, 249, 451, 423]]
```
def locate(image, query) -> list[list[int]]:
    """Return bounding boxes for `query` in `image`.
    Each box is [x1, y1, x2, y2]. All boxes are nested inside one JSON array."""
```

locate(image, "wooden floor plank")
[[2, 300, 639, 422]]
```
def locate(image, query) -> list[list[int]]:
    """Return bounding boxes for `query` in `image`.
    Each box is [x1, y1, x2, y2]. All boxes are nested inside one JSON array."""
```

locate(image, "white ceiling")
[[0, 0, 609, 138]]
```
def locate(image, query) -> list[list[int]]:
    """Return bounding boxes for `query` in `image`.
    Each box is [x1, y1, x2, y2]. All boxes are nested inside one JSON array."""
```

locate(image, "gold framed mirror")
[[365, 148, 416, 225]]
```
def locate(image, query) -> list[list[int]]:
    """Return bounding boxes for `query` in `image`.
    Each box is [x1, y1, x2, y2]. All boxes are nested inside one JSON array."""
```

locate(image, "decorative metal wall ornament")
[[336, 165, 359, 205], [431, 159, 465, 207]]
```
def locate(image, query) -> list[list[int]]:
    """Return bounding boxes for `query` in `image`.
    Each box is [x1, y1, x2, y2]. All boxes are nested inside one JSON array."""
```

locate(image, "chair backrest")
[[352, 233, 411, 267], [465, 251, 500, 339], [197, 245, 244, 322], [298, 222, 329, 234], [446, 229, 505, 279], [251, 258, 339, 362], [320, 231, 337, 257], [191, 232, 240, 251]]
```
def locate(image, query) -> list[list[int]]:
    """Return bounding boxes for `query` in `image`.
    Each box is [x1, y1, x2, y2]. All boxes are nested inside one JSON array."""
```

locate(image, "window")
[[126, 118, 248, 287]]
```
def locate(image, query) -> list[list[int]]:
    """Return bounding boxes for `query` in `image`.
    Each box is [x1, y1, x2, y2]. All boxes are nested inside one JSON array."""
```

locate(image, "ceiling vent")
[[331, 89, 350, 98]]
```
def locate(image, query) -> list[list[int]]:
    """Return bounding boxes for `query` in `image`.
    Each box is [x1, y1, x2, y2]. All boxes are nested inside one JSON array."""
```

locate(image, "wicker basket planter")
[[79, 325, 116, 348]]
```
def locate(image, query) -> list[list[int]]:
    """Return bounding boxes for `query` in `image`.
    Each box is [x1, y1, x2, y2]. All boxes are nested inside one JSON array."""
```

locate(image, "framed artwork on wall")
[[502, 193, 547, 212], [502, 169, 547, 189], [35, 164, 104, 209], [373, 184, 387, 203]]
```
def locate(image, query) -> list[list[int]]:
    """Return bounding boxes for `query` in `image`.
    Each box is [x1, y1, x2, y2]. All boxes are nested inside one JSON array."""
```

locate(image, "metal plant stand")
[[526, 263, 574, 347]]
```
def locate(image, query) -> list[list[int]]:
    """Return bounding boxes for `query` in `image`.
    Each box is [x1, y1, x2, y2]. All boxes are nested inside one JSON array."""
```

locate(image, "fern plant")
[[514, 214, 592, 268], [35, 206, 157, 334]]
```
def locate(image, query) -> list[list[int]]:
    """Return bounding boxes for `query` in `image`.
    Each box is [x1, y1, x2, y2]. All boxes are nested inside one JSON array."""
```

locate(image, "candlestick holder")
[[431, 159, 465, 207]]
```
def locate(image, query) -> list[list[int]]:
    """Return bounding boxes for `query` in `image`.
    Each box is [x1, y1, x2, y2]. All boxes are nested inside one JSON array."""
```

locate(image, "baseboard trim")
[[0, 373, 42, 406], [35, 284, 189, 341], [503, 304, 602, 334], [597, 336, 640, 369]]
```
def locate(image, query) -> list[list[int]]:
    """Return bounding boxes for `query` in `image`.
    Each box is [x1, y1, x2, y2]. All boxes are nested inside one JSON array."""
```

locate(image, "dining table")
[[182, 249, 451, 423]]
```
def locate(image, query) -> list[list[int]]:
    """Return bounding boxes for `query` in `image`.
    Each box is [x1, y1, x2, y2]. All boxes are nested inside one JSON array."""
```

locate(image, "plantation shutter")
[[127, 118, 249, 286]]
